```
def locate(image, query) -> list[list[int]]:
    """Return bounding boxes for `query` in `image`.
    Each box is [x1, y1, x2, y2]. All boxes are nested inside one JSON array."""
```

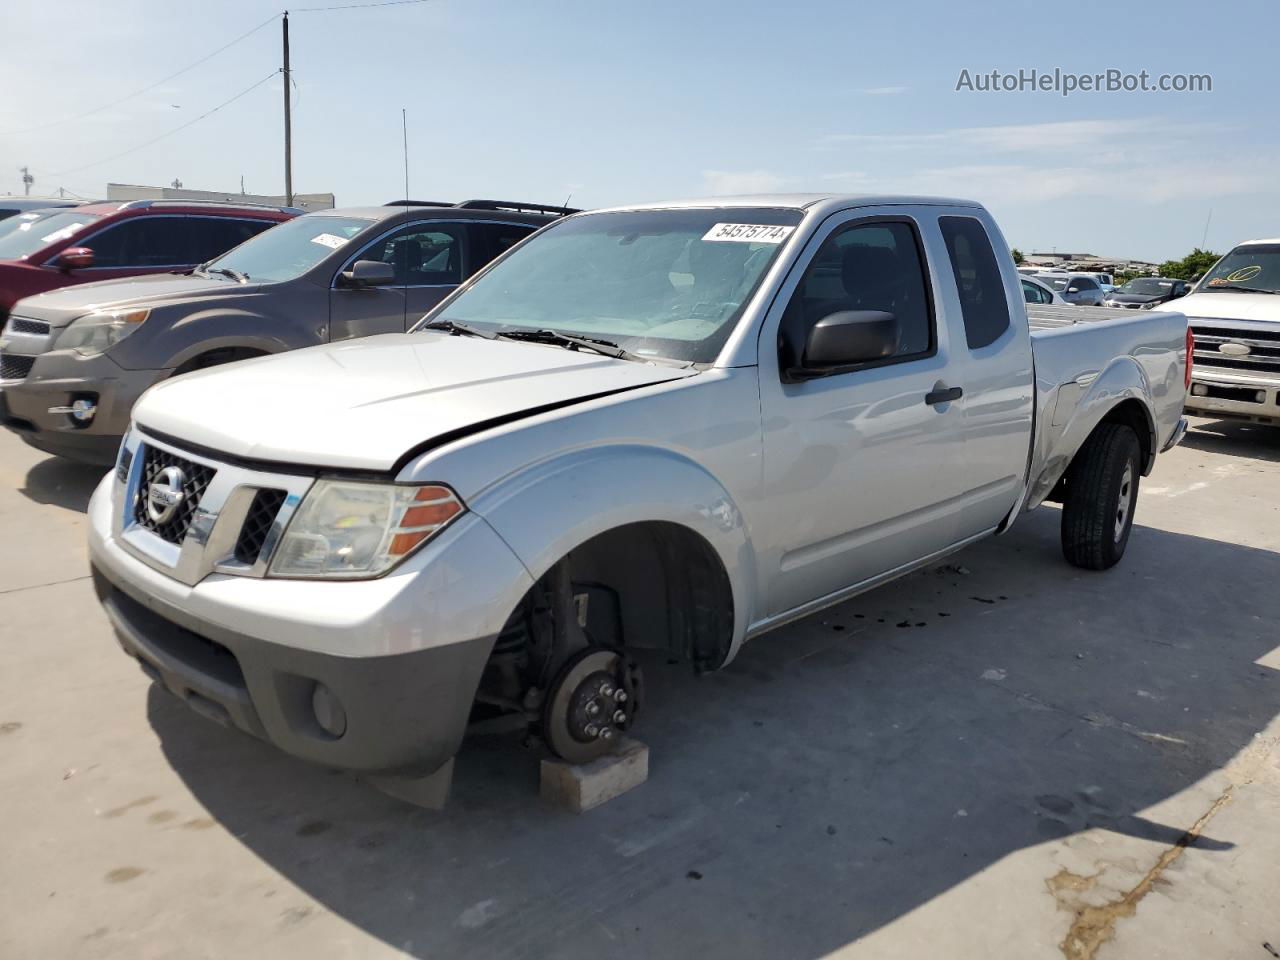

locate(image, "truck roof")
[[1238, 237, 1280, 246], [592, 193, 983, 213]]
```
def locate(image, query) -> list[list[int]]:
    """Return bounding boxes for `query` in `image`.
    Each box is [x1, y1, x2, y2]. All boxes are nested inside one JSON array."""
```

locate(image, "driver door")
[[756, 212, 971, 618]]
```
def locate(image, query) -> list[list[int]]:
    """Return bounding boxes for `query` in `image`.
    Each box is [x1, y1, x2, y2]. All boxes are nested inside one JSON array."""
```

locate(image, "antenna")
[[561, 192, 573, 212], [401, 108, 409, 206], [1201, 208, 1212, 249]]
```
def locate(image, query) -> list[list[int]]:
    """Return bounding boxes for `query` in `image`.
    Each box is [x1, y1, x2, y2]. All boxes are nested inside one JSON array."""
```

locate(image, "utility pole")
[[282, 10, 293, 206], [20, 166, 33, 196]]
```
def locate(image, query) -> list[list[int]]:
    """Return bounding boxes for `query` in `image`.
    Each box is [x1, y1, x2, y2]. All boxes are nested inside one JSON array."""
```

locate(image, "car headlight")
[[268, 479, 464, 579], [54, 309, 150, 356]]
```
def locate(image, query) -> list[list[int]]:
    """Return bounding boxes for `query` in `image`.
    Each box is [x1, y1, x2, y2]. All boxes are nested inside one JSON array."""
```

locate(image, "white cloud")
[[700, 169, 790, 195]]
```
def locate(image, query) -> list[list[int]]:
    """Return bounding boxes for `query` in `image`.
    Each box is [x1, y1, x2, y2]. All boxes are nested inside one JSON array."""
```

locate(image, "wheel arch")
[[471, 445, 756, 669]]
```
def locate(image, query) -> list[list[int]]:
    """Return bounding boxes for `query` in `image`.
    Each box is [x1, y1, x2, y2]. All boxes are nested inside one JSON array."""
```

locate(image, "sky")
[[2, 0, 1276, 262]]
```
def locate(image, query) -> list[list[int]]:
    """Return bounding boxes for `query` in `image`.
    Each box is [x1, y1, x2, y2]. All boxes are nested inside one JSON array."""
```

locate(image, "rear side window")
[[470, 222, 535, 269], [940, 216, 1011, 350], [185, 217, 275, 263], [87, 216, 194, 268]]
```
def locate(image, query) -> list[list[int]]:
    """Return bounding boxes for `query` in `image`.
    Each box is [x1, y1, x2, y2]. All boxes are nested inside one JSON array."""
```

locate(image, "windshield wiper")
[[1205, 284, 1277, 295], [204, 266, 248, 283], [494, 328, 647, 362], [420, 318, 499, 339]]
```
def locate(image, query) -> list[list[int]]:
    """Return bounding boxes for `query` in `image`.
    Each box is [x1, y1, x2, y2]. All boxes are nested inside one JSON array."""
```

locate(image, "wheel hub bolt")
[[613, 710, 626, 724], [599, 727, 614, 740], [584, 723, 600, 738], [614, 689, 627, 702], [586, 701, 601, 716], [599, 683, 614, 697]]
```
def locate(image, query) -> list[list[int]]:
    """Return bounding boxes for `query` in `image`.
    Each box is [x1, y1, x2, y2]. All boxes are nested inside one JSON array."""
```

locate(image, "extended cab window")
[[359, 224, 463, 286], [87, 216, 193, 268], [940, 216, 1010, 349], [780, 220, 933, 369]]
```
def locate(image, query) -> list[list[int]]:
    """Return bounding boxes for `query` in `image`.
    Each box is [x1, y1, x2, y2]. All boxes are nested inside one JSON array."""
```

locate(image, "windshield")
[[1041, 276, 1070, 291], [1199, 244, 1280, 294], [0, 210, 100, 260], [203, 214, 372, 283], [1118, 278, 1175, 296], [413, 207, 804, 364]]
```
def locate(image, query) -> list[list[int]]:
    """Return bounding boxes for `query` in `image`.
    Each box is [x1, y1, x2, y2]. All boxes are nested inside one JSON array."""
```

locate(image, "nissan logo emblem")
[[146, 465, 187, 525]]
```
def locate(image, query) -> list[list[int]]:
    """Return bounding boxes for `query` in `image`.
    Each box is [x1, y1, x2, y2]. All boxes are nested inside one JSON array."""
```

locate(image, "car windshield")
[[413, 207, 805, 364], [1041, 276, 1069, 290], [202, 214, 373, 283], [1199, 244, 1280, 294], [0, 210, 100, 260], [1118, 278, 1175, 295]]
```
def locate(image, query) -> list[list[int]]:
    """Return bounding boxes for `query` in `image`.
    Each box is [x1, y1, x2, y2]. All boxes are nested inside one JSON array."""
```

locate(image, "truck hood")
[[14, 273, 255, 326], [1176, 291, 1280, 324], [133, 333, 694, 471]]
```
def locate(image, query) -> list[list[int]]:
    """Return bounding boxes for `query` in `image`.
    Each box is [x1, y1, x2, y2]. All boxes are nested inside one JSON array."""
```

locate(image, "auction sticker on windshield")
[[702, 223, 796, 243], [310, 233, 350, 249]]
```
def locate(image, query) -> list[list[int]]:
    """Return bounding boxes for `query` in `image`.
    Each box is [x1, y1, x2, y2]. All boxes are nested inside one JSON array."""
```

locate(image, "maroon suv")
[[0, 200, 299, 322]]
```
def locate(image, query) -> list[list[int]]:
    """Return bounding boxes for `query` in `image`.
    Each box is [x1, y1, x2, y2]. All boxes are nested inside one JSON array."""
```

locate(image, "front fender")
[[1027, 355, 1156, 508], [469, 444, 757, 664]]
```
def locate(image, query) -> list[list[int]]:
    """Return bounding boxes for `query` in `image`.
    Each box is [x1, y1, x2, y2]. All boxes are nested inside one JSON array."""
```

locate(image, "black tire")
[[1061, 422, 1141, 570]]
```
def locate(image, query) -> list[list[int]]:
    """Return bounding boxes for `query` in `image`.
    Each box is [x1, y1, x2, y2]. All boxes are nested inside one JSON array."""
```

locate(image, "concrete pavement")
[[1, 418, 1278, 960]]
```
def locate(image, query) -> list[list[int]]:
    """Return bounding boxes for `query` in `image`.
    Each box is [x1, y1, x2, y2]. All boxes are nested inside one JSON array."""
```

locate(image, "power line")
[[46, 71, 281, 178], [2, 13, 279, 136], [293, 0, 434, 11]]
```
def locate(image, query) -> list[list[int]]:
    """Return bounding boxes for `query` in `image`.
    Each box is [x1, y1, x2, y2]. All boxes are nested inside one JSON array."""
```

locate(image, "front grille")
[[233, 489, 287, 565], [5, 317, 50, 335], [133, 445, 217, 544], [1192, 325, 1280, 376], [0, 352, 35, 381]]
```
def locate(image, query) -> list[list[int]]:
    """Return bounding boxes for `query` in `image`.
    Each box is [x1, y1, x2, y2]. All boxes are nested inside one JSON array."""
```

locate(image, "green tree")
[[1158, 247, 1221, 280], [1011, 247, 1025, 265]]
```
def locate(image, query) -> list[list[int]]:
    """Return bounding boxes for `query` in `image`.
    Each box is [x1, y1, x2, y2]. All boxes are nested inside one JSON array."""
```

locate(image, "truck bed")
[[1023, 303, 1188, 511]]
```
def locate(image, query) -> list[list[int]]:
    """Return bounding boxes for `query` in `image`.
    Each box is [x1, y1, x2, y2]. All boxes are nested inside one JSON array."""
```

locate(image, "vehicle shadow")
[[1183, 416, 1280, 462], [20, 456, 108, 512], [146, 507, 1280, 959]]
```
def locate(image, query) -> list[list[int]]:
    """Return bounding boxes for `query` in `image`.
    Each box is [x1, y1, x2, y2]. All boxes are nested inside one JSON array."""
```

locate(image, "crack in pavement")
[[0, 574, 91, 596]]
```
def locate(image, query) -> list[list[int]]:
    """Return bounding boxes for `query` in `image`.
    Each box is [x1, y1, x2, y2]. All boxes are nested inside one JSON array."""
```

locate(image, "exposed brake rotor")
[[542, 648, 642, 764]]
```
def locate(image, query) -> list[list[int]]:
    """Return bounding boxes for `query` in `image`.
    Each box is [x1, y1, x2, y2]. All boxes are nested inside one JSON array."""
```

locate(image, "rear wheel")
[[1061, 423, 1141, 570]]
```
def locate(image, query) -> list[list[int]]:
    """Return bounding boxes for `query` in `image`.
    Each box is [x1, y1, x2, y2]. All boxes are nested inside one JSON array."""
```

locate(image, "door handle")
[[925, 386, 963, 406]]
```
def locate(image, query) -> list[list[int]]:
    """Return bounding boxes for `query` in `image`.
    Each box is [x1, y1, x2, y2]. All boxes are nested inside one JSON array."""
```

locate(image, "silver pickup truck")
[[87, 194, 1190, 805]]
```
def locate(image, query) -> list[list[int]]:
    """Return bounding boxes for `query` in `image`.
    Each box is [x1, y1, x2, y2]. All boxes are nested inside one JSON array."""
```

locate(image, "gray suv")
[[0, 199, 574, 463]]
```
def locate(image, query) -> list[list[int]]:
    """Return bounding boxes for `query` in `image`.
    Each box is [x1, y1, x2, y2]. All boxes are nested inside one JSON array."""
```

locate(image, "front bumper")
[[0, 347, 159, 464], [1185, 368, 1280, 426], [87, 459, 535, 777]]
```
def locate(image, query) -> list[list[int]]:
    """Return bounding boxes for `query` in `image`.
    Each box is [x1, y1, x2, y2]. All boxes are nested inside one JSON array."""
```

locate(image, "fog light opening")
[[49, 394, 98, 426], [311, 681, 347, 738]]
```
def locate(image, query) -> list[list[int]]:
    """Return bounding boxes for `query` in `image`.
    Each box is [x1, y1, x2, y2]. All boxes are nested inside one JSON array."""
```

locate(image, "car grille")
[[0, 351, 35, 381], [133, 445, 217, 544], [4, 317, 51, 335], [1191, 325, 1280, 376], [233, 488, 287, 565]]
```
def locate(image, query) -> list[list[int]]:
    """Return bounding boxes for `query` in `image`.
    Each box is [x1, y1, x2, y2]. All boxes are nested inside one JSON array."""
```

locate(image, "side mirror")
[[799, 310, 900, 374], [56, 246, 95, 270], [339, 259, 395, 287]]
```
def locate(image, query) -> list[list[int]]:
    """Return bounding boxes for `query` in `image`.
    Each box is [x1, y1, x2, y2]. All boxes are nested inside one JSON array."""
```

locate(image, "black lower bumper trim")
[[92, 563, 496, 778]]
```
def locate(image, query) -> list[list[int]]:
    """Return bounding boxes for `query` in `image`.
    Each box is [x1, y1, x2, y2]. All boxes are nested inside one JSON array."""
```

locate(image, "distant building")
[[1025, 251, 1161, 275], [107, 183, 334, 211]]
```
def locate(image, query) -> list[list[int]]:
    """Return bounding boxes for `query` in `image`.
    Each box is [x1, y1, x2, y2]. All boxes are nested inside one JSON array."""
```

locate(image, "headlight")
[[54, 308, 149, 356], [268, 479, 464, 579]]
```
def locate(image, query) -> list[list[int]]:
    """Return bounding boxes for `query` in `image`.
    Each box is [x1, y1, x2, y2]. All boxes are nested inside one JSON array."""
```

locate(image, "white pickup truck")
[[87, 194, 1191, 805]]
